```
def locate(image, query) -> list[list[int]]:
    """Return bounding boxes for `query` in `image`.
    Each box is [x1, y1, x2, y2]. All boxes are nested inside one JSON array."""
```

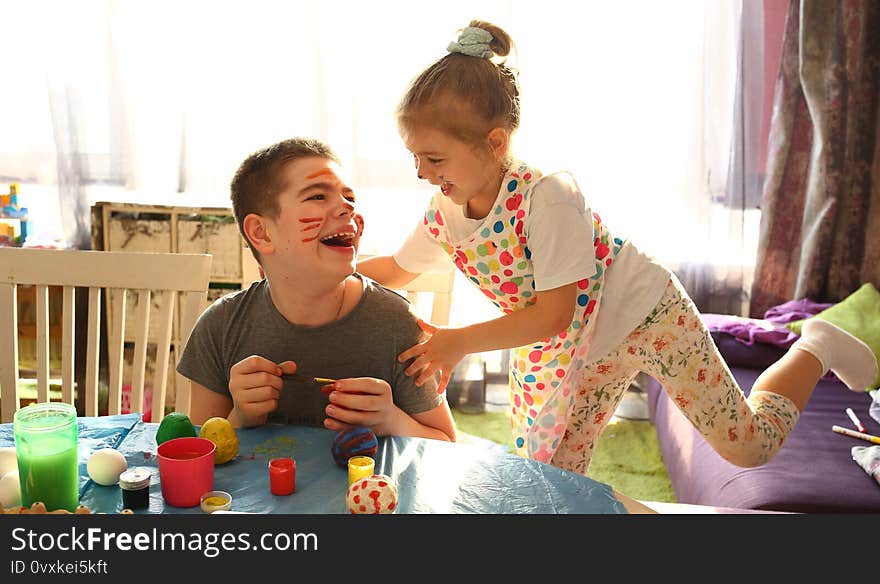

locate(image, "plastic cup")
[[13, 402, 79, 512], [268, 457, 295, 495], [348, 455, 375, 486], [157, 437, 215, 507]]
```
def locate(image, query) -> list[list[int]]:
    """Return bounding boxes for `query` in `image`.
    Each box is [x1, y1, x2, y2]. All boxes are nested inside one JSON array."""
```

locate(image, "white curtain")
[[0, 0, 755, 319]]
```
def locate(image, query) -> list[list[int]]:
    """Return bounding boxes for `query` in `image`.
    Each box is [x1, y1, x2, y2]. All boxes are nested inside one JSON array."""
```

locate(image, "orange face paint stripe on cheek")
[[300, 217, 323, 241]]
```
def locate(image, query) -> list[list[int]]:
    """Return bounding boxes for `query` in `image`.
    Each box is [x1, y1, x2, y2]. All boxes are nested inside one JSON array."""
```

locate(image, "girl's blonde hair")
[[397, 20, 520, 148]]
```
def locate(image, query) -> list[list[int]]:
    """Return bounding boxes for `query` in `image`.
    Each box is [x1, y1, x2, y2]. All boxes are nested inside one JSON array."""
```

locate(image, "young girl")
[[358, 21, 878, 474]]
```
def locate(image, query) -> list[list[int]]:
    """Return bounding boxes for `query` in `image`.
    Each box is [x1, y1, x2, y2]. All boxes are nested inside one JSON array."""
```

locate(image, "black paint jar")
[[118, 467, 152, 510]]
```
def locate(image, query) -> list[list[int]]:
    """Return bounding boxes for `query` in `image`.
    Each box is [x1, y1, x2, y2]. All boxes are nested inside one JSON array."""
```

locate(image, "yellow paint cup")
[[347, 456, 375, 486]]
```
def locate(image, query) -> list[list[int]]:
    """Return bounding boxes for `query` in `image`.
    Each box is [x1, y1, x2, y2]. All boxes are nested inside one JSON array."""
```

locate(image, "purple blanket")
[[701, 313, 798, 348], [702, 298, 834, 349], [763, 298, 835, 324], [703, 298, 838, 380]]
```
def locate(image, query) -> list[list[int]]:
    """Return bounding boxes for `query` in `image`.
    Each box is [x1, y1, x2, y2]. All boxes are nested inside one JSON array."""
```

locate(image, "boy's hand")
[[228, 355, 295, 427], [398, 320, 463, 393], [323, 377, 405, 436]]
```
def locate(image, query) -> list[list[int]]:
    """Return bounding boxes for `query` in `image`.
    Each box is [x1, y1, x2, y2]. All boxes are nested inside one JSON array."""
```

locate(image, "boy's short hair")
[[230, 138, 340, 262]]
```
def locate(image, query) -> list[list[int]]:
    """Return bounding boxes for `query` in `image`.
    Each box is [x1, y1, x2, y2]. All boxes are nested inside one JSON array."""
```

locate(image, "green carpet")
[[586, 418, 675, 503], [451, 409, 676, 503]]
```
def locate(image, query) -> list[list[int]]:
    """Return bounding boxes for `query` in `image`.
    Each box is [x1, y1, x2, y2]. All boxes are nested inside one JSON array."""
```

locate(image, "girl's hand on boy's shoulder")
[[398, 320, 464, 393]]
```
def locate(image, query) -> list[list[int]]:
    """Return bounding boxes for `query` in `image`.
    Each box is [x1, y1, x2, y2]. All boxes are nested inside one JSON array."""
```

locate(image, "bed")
[[646, 332, 880, 513]]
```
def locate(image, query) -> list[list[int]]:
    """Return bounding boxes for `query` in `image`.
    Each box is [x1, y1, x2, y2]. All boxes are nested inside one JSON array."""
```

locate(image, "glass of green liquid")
[[13, 402, 79, 512]]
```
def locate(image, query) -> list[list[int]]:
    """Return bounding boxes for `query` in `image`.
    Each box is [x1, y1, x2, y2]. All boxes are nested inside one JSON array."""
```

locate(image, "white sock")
[[791, 319, 878, 391]]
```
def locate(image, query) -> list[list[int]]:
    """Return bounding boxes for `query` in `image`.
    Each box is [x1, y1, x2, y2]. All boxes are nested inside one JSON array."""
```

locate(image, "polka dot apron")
[[422, 161, 623, 462]]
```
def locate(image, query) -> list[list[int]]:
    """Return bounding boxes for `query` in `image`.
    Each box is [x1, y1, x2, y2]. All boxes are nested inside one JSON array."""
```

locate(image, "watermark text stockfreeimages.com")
[[10, 526, 318, 559]]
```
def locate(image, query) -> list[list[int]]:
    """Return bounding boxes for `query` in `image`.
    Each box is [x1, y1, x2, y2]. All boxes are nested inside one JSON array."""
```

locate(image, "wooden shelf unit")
[[90, 201, 261, 410]]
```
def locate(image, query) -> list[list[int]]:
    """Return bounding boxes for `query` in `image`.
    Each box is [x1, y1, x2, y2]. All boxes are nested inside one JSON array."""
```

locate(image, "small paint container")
[[200, 490, 232, 513], [118, 467, 152, 510], [269, 458, 296, 495], [347, 456, 375, 486]]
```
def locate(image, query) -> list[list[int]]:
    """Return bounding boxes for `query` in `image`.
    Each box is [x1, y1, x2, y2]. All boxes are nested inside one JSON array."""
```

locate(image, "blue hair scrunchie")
[[447, 26, 494, 59]]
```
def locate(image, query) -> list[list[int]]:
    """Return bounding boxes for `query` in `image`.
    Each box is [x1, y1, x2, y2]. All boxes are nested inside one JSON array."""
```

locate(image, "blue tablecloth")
[[0, 415, 627, 514]]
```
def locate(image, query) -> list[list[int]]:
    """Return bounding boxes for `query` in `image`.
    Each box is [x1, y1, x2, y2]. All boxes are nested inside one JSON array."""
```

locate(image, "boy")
[[178, 138, 456, 442]]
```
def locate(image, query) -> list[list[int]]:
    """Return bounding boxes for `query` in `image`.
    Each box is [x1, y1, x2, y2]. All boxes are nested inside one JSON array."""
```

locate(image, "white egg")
[[0, 470, 21, 508], [87, 448, 128, 486], [0, 447, 17, 477]]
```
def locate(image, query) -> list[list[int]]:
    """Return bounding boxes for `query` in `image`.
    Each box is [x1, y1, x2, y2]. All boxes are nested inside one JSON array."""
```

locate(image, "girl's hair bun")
[[447, 20, 512, 59]]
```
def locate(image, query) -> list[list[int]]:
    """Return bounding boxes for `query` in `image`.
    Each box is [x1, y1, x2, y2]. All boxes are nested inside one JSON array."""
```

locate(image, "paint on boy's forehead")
[[305, 168, 337, 180], [300, 217, 322, 243]]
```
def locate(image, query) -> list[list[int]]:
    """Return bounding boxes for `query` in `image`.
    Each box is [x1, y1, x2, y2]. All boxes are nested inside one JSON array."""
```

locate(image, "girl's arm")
[[358, 255, 421, 288], [457, 282, 577, 352], [400, 282, 578, 387]]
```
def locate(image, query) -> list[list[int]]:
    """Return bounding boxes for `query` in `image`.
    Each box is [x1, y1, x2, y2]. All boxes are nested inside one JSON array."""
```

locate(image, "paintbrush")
[[282, 372, 337, 385]]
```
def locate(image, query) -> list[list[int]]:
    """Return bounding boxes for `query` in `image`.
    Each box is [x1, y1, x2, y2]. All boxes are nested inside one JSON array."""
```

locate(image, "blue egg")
[[331, 426, 378, 468]]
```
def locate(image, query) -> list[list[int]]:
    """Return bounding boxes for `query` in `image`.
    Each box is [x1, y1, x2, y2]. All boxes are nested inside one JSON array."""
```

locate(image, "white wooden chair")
[[397, 271, 455, 326], [0, 248, 212, 423]]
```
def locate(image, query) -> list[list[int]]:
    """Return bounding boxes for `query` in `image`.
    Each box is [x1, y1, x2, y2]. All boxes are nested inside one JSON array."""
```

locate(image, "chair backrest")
[[398, 271, 455, 326], [354, 255, 455, 326], [0, 248, 212, 423]]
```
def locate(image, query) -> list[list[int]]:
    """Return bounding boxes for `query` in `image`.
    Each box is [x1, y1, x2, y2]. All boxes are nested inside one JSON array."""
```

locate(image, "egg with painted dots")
[[87, 448, 128, 486], [346, 474, 398, 514]]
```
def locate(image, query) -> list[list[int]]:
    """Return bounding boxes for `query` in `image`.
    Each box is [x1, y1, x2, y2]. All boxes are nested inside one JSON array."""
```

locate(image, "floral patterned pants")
[[551, 276, 801, 475]]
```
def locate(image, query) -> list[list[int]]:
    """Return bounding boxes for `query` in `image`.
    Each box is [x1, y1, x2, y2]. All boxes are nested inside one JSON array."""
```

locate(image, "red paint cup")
[[269, 457, 295, 495], [157, 437, 216, 507]]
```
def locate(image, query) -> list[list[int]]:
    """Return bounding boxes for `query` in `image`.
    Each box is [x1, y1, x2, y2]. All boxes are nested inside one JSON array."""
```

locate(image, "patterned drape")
[[750, 0, 880, 317]]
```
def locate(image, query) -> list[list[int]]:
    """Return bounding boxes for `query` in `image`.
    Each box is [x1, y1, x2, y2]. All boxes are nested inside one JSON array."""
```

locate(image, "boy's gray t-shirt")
[[177, 275, 444, 427]]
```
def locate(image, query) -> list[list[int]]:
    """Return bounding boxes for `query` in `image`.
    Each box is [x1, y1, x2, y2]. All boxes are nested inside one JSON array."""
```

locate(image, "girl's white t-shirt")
[[392, 172, 671, 363]]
